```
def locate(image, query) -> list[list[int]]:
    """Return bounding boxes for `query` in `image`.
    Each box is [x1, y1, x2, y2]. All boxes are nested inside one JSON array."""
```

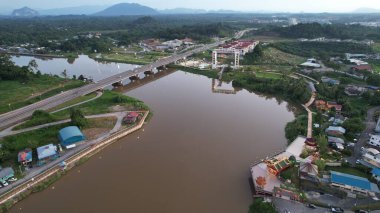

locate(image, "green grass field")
[[48, 93, 98, 112], [0, 77, 85, 114], [97, 51, 170, 65], [257, 47, 306, 66]]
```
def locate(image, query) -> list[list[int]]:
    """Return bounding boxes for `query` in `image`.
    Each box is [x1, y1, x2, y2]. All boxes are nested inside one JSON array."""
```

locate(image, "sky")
[[3, 0, 380, 12]]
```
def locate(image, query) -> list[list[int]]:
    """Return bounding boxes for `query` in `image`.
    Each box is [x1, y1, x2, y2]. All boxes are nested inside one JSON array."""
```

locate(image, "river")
[[9, 57, 294, 213], [10, 55, 138, 81]]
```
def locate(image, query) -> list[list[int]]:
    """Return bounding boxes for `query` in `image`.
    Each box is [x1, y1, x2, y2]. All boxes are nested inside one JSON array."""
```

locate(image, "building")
[[369, 135, 380, 148], [219, 40, 259, 56], [371, 168, 380, 182], [37, 144, 58, 162], [123, 112, 140, 124], [345, 53, 368, 60], [321, 76, 340, 85], [362, 148, 380, 168], [300, 59, 321, 68], [58, 126, 86, 149], [162, 39, 183, 49], [325, 126, 346, 136], [351, 65, 373, 73], [18, 149, 33, 165], [344, 85, 368, 96], [376, 116, 380, 133], [330, 171, 380, 196], [299, 160, 318, 180], [265, 157, 292, 176], [328, 136, 345, 144], [0, 167, 14, 182], [315, 100, 342, 113]]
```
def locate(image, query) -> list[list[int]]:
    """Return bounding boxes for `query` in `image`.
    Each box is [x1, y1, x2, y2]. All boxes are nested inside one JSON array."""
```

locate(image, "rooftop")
[[330, 171, 380, 193], [37, 144, 58, 160]]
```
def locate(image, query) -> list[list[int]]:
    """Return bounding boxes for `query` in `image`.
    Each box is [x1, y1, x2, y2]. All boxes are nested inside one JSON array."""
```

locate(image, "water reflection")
[[11, 55, 139, 81]]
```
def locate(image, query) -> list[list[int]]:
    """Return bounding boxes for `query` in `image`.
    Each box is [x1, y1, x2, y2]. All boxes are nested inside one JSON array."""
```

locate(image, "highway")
[[0, 30, 249, 129]]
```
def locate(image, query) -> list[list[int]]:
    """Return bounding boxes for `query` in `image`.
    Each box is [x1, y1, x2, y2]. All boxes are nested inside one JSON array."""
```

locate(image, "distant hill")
[[160, 8, 207, 14], [353, 8, 380, 13], [39, 5, 109, 15], [94, 3, 159, 16], [11, 7, 39, 17]]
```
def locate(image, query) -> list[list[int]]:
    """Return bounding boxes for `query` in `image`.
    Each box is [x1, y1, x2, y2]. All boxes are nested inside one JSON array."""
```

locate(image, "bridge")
[[0, 30, 250, 129]]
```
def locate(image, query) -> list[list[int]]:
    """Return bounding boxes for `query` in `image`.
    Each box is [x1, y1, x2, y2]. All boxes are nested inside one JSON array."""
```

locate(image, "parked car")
[[355, 210, 368, 213], [1, 181, 8, 186], [306, 203, 317, 209], [331, 207, 344, 213], [8, 177, 17, 182]]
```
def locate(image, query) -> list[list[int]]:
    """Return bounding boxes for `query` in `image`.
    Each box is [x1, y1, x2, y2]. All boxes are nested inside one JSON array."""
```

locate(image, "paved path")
[[303, 90, 317, 139], [51, 91, 103, 113], [0, 112, 126, 138]]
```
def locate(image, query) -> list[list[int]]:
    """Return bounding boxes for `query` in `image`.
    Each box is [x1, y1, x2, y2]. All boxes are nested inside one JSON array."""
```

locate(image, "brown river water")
[[10, 70, 294, 213]]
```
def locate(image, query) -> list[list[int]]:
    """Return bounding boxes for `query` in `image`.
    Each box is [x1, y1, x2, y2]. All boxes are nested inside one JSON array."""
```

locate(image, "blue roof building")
[[372, 168, 380, 182], [330, 171, 380, 195], [58, 126, 86, 148], [37, 144, 58, 160]]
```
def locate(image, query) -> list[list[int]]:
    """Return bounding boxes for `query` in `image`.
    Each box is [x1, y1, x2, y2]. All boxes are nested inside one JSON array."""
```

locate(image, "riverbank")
[[177, 65, 310, 142], [0, 111, 150, 212]]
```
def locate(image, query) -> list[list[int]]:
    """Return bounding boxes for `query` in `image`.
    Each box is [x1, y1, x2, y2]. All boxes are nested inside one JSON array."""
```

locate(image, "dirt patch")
[[83, 128, 109, 140], [109, 105, 128, 112]]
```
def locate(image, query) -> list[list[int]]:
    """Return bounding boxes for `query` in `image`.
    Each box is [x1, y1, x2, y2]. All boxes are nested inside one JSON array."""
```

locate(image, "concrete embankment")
[[0, 111, 149, 207]]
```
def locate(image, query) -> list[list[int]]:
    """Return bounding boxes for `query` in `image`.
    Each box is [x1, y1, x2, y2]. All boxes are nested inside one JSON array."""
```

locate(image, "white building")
[[362, 148, 380, 168], [369, 135, 380, 148]]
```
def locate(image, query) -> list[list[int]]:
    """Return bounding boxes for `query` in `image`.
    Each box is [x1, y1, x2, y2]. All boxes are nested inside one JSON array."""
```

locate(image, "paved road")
[[347, 106, 380, 165], [273, 197, 330, 213], [0, 112, 125, 138], [0, 30, 250, 130]]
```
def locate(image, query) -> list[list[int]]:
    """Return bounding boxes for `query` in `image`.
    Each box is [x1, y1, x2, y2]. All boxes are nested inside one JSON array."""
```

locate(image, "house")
[[299, 160, 318, 180], [345, 85, 368, 96], [345, 53, 367, 60], [300, 59, 321, 68], [326, 126, 346, 136], [18, 149, 33, 165], [123, 112, 139, 124], [376, 116, 380, 133], [58, 126, 86, 149], [315, 100, 342, 113], [369, 135, 380, 148], [362, 148, 380, 168], [37, 144, 58, 162], [330, 171, 380, 196], [0, 167, 14, 182], [321, 76, 340, 85], [351, 65, 373, 73], [328, 136, 345, 144], [372, 168, 380, 182]]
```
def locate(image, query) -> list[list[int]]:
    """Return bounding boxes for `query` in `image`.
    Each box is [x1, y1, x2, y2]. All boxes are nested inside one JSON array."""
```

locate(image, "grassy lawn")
[[53, 90, 149, 118], [13, 90, 148, 130], [48, 92, 98, 112], [256, 47, 306, 66], [97, 51, 170, 65], [0, 77, 86, 114]]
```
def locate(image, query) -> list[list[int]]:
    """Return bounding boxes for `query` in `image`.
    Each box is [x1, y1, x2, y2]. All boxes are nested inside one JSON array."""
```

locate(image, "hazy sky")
[[3, 0, 380, 12]]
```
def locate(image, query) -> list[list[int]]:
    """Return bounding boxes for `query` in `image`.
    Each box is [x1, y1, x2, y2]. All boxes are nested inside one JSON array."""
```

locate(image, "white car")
[[1, 181, 8, 186], [8, 178, 17, 182]]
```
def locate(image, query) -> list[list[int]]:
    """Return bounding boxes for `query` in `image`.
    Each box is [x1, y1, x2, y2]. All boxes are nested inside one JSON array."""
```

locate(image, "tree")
[[78, 74, 85, 81], [315, 159, 326, 171], [70, 108, 88, 128], [61, 69, 68, 80], [28, 59, 38, 73], [72, 75, 77, 80], [248, 198, 276, 213], [317, 134, 328, 156]]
